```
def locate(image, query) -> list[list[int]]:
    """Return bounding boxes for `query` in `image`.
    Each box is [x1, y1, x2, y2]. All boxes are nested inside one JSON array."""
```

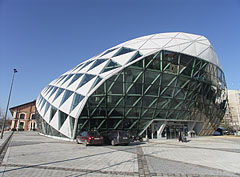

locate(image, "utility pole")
[[0, 69, 18, 139]]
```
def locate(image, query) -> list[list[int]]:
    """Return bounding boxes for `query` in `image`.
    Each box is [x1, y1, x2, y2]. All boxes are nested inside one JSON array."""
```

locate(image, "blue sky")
[[0, 0, 240, 117]]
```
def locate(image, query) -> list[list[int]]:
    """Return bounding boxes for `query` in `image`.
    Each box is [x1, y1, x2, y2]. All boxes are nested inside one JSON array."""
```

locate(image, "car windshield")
[[89, 131, 100, 136]]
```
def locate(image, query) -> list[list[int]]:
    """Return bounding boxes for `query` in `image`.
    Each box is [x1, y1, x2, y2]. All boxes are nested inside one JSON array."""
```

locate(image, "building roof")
[[89, 32, 220, 68], [9, 100, 36, 110]]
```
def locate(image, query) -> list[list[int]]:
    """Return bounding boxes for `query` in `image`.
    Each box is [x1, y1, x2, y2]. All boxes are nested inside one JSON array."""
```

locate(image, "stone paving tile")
[[145, 155, 238, 177]]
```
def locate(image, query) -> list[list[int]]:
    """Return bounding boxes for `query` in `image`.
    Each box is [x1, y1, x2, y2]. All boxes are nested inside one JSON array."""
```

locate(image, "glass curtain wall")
[[76, 50, 227, 137]]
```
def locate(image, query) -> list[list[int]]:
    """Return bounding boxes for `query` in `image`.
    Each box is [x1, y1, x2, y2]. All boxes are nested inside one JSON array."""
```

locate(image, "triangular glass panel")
[[100, 48, 118, 57], [145, 84, 159, 96], [127, 82, 142, 95], [43, 85, 50, 94], [69, 116, 75, 138], [60, 90, 74, 107], [43, 88, 49, 96], [44, 102, 50, 116], [128, 51, 143, 63], [79, 60, 94, 71], [113, 47, 135, 57], [40, 99, 46, 111], [101, 60, 121, 73], [174, 89, 185, 99], [68, 73, 83, 87], [45, 86, 54, 95], [38, 95, 43, 107], [91, 77, 102, 89], [49, 105, 57, 122], [70, 93, 84, 112], [132, 59, 144, 68], [144, 71, 159, 85], [48, 86, 58, 99], [72, 63, 83, 72], [142, 109, 155, 117], [125, 107, 140, 117], [87, 59, 108, 71], [56, 75, 68, 85], [77, 74, 95, 89], [58, 110, 68, 130], [40, 96, 45, 107], [52, 88, 64, 103], [61, 74, 73, 86]]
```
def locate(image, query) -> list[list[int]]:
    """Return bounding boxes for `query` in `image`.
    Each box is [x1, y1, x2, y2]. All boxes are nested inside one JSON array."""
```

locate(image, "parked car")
[[213, 131, 222, 136], [101, 130, 131, 146], [76, 131, 104, 146]]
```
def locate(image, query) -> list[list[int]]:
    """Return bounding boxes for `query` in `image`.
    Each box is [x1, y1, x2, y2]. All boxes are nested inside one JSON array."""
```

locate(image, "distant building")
[[10, 100, 37, 131], [225, 90, 240, 130]]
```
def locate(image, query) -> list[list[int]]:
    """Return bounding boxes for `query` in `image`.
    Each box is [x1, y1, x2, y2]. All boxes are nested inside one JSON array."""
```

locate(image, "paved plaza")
[[0, 131, 239, 177]]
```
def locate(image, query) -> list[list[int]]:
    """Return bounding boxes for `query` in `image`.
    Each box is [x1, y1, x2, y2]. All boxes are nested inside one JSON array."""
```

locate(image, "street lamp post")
[[0, 69, 17, 139]]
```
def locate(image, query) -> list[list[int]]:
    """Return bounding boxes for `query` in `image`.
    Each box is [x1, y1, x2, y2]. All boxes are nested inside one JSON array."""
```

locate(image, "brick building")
[[10, 100, 37, 131]]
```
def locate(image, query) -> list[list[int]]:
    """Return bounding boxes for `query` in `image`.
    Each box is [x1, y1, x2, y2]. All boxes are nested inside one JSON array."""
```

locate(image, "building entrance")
[[162, 122, 187, 139], [142, 120, 203, 140]]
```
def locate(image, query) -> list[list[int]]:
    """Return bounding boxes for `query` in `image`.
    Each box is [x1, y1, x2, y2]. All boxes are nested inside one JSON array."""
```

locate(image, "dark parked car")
[[213, 131, 222, 136], [101, 130, 131, 146], [76, 131, 104, 146]]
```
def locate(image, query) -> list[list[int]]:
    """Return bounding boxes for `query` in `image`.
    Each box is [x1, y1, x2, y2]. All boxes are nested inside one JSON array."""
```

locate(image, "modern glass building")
[[36, 32, 227, 140]]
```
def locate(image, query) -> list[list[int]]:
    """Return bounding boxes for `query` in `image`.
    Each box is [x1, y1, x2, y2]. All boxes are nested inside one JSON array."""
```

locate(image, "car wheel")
[[111, 140, 115, 146]]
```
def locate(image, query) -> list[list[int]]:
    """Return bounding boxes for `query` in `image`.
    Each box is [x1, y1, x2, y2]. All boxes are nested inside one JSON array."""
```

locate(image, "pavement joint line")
[[136, 146, 152, 177], [0, 163, 139, 176]]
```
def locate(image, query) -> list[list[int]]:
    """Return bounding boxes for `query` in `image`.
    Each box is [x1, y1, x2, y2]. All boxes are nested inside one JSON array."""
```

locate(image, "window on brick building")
[[20, 113, 25, 119], [31, 114, 35, 120]]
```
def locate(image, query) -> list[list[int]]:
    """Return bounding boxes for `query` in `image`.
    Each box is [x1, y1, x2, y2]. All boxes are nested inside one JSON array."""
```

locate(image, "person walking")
[[178, 131, 182, 142]]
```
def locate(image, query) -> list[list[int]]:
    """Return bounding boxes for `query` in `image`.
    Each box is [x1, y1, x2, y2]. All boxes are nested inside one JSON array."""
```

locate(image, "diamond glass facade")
[[76, 51, 227, 136]]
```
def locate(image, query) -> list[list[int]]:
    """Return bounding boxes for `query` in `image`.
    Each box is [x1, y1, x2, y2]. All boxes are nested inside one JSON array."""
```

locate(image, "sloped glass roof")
[[60, 90, 73, 107], [48, 86, 58, 99], [100, 48, 118, 57], [128, 51, 143, 63], [113, 47, 135, 57], [77, 74, 95, 89], [88, 59, 108, 71], [68, 73, 83, 87], [71, 93, 84, 112], [101, 60, 120, 73], [61, 74, 74, 86], [52, 88, 64, 102]]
